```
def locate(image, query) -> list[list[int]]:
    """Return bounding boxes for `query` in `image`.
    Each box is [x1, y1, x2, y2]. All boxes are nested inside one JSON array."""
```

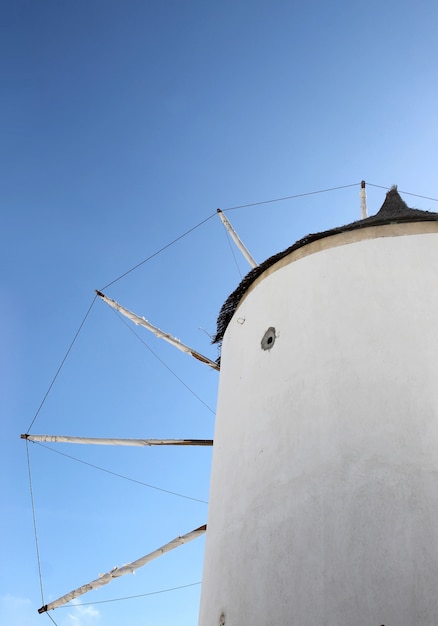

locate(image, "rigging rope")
[[222, 182, 361, 211], [25, 440, 45, 605], [58, 581, 202, 607], [366, 182, 438, 203], [26, 295, 98, 433], [221, 223, 243, 279], [45, 612, 60, 625], [113, 309, 215, 415], [32, 441, 208, 504], [100, 182, 364, 290], [101, 213, 217, 290]]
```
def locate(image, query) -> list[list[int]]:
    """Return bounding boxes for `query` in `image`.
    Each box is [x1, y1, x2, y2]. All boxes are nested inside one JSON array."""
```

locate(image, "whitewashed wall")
[[199, 224, 438, 626]]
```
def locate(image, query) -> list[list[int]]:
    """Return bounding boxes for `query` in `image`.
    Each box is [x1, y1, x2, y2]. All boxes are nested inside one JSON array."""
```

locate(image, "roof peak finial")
[[377, 185, 409, 217]]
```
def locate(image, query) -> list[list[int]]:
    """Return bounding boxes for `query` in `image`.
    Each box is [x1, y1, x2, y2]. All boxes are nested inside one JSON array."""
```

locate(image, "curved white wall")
[[199, 225, 438, 626]]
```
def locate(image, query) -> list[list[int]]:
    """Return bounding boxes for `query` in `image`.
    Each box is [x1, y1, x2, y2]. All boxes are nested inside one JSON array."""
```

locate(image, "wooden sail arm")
[[360, 180, 368, 219], [217, 209, 258, 268], [95, 291, 219, 371], [21, 434, 213, 446], [38, 524, 207, 613]]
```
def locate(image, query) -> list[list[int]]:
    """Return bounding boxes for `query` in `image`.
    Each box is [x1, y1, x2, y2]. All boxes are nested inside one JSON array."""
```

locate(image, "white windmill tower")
[[199, 186, 438, 626]]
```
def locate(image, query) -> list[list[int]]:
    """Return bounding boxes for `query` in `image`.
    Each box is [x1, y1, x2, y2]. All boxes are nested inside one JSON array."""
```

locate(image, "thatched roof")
[[214, 187, 438, 345]]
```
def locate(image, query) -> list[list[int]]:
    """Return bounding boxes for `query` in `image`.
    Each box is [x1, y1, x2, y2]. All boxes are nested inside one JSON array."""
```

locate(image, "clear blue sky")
[[2, 1, 438, 625]]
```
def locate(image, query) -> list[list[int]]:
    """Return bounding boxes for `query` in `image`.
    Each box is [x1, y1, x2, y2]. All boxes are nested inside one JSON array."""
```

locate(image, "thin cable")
[[100, 184, 362, 289], [223, 227, 243, 279], [113, 309, 215, 414], [101, 213, 217, 290], [27, 295, 98, 433], [25, 440, 45, 605], [32, 441, 208, 504], [366, 183, 393, 191], [45, 612, 59, 626], [59, 581, 202, 607], [367, 183, 438, 202], [222, 183, 361, 211]]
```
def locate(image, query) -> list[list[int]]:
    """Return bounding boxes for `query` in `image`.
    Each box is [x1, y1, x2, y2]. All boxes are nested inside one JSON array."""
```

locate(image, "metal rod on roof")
[[360, 180, 368, 219], [37, 524, 207, 613], [21, 434, 213, 446], [96, 291, 219, 371], [217, 209, 258, 268]]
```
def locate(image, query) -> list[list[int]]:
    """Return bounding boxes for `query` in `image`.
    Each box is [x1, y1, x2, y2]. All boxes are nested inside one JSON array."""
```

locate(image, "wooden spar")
[[360, 180, 368, 219], [21, 434, 213, 446], [95, 291, 219, 371], [38, 524, 207, 613], [217, 208, 258, 268]]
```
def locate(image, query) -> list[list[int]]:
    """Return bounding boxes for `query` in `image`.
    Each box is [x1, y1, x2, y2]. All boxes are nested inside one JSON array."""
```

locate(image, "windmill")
[[23, 185, 438, 624]]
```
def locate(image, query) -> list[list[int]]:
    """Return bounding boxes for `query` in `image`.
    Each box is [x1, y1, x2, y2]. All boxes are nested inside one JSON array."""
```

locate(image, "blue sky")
[[2, 1, 438, 625]]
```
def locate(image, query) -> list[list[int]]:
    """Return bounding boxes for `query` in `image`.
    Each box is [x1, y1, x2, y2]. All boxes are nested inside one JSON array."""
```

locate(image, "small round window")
[[261, 327, 276, 350]]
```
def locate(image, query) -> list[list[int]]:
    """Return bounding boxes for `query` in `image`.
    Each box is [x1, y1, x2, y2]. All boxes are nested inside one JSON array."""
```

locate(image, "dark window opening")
[[261, 327, 276, 350]]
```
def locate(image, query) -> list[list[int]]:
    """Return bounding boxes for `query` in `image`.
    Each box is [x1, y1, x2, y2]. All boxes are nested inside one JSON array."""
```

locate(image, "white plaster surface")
[[199, 229, 438, 626]]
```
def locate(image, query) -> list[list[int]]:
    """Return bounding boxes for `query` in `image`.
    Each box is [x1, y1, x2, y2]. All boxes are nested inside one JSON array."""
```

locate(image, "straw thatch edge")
[[214, 187, 438, 349]]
